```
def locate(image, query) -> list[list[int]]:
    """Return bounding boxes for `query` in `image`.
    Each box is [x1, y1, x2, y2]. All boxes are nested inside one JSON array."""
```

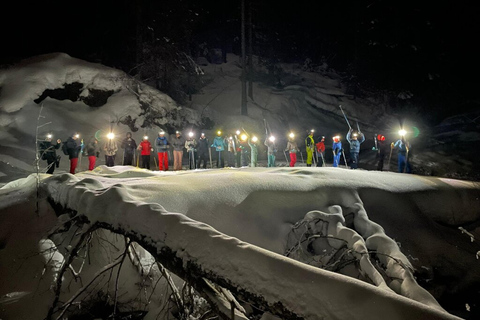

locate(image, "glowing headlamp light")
[[289, 132, 295, 138], [252, 136, 258, 142], [240, 134, 247, 141], [399, 129, 407, 136], [269, 136, 275, 142], [47, 134, 52, 139], [188, 132, 194, 137], [143, 135, 149, 140], [107, 132, 115, 139], [236, 130, 241, 135], [75, 134, 80, 139]]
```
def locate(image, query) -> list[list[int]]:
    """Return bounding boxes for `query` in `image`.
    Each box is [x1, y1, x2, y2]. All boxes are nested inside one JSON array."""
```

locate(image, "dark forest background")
[[2, 0, 479, 125]]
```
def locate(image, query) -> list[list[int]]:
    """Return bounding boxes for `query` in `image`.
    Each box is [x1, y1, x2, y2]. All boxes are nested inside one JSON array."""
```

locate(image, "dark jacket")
[[121, 138, 137, 154], [65, 137, 81, 160], [86, 140, 100, 157], [197, 137, 209, 155], [39, 141, 60, 161], [171, 135, 186, 151]]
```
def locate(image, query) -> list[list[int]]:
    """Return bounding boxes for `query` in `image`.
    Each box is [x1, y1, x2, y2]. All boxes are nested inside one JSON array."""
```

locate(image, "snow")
[[1, 166, 477, 319]]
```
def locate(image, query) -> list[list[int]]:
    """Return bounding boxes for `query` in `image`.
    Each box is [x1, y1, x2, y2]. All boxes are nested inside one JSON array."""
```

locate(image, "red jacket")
[[139, 140, 152, 155], [316, 141, 325, 153]]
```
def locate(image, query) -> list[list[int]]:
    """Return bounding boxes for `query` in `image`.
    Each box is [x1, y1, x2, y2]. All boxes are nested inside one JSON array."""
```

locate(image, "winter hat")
[[126, 132, 132, 137]]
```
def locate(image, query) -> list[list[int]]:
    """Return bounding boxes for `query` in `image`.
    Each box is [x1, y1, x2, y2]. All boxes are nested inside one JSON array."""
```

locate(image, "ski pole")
[[153, 154, 158, 170], [356, 121, 360, 132], [404, 145, 410, 173], [339, 105, 352, 130], [122, 149, 125, 165], [209, 147, 213, 169], [320, 152, 326, 167], [300, 151, 304, 164], [284, 150, 289, 164], [136, 151, 139, 168], [312, 147, 317, 166], [342, 150, 348, 169]]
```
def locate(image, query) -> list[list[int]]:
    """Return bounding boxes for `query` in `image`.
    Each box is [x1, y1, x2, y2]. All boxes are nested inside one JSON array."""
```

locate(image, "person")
[[211, 131, 225, 168], [226, 136, 236, 167], [39, 134, 61, 174], [305, 130, 315, 167], [248, 136, 259, 167], [185, 132, 197, 170], [238, 134, 249, 166], [65, 133, 82, 174], [285, 135, 298, 167], [376, 134, 389, 171], [315, 136, 326, 167], [196, 133, 209, 169], [155, 131, 169, 171], [104, 134, 118, 167], [346, 129, 365, 169], [138, 136, 152, 169], [171, 131, 185, 171], [85, 137, 100, 170], [264, 136, 276, 167], [392, 137, 411, 173], [332, 136, 342, 168], [121, 132, 137, 165], [234, 132, 242, 167]]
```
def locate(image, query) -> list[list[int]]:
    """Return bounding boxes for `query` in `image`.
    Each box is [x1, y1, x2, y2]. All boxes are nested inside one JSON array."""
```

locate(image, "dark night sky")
[[2, 0, 479, 122]]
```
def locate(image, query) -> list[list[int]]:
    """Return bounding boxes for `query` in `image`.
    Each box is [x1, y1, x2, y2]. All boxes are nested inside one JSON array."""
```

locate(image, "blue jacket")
[[211, 136, 225, 151], [155, 136, 169, 153], [346, 131, 365, 153], [332, 141, 342, 155], [394, 139, 409, 155]]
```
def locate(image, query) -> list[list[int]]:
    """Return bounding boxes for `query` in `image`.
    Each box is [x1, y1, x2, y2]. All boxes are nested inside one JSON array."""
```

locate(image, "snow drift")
[[2, 166, 478, 319]]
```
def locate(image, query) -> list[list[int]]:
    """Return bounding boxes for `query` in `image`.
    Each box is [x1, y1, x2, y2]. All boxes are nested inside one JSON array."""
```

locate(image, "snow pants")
[[316, 152, 325, 167], [158, 152, 168, 171], [106, 155, 115, 167], [173, 150, 183, 170], [88, 156, 96, 170], [333, 152, 341, 167], [215, 151, 224, 168], [235, 152, 241, 167], [45, 156, 56, 174], [227, 151, 236, 167], [250, 155, 257, 167], [141, 155, 150, 169], [398, 153, 411, 173], [267, 154, 276, 167], [306, 148, 313, 166], [241, 150, 248, 166], [70, 158, 78, 174], [188, 150, 196, 169], [197, 152, 208, 169], [124, 152, 134, 165], [350, 152, 359, 169], [289, 152, 297, 167], [377, 153, 385, 171]]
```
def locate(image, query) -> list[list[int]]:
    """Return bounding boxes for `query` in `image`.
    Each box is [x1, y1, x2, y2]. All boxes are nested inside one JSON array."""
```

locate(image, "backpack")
[[62, 142, 69, 155]]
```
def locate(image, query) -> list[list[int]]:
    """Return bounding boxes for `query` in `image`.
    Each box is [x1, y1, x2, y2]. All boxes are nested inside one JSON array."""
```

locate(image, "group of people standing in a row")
[[39, 128, 411, 175]]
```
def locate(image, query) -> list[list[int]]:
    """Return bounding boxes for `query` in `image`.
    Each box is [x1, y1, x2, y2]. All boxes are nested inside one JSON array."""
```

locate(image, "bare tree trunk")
[[247, 0, 254, 100], [241, 0, 248, 116]]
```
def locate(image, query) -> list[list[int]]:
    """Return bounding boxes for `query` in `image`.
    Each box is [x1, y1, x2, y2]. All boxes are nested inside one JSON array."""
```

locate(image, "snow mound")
[[29, 166, 478, 319]]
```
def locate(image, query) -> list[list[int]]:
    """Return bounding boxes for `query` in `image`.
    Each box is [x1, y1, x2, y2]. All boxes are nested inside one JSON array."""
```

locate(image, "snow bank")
[[39, 166, 479, 319]]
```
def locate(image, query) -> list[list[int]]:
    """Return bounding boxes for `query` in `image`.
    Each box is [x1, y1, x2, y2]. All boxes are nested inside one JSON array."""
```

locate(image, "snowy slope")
[[0, 53, 202, 182], [1, 166, 478, 319]]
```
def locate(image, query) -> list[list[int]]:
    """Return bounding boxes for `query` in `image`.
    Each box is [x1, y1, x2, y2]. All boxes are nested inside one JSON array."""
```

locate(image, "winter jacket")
[[185, 138, 197, 152], [227, 138, 236, 152], [211, 136, 225, 151], [104, 140, 118, 156], [65, 137, 82, 160], [305, 135, 315, 149], [121, 138, 137, 154], [155, 136, 169, 153], [248, 140, 258, 157], [346, 131, 365, 153], [332, 141, 342, 155], [197, 137, 209, 155], [171, 135, 186, 151], [39, 141, 60, 161], [377, 140, 389, 156], [138, 140, 152, 156], [264, 139, 276, 154], [394, 139, 409, 155], [85, 140, 100, 157], [285, 141, 298, 153], [316, 141, 325, 153]]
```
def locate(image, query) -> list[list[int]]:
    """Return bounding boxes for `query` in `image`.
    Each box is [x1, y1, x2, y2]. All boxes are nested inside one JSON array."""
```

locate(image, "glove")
[[391, 142, 394, 148]]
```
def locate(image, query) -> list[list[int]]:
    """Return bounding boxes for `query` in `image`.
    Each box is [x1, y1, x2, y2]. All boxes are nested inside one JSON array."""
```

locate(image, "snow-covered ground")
[[0, 53, 479, 319], [1, 166, 479, 319]]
